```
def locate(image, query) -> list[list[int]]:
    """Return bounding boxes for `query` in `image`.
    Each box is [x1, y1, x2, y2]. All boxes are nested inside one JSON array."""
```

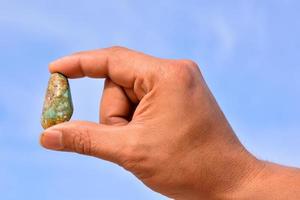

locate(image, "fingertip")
[[48, 56, 70, 73], [39, 133, 44, 147], [48, 55, 83, 78], [40, 129, 63, 150], [48, 60, 61, 75]]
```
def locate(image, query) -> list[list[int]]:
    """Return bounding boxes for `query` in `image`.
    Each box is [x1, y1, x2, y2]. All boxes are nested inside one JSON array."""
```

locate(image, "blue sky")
[[0, 0, 300, 199]]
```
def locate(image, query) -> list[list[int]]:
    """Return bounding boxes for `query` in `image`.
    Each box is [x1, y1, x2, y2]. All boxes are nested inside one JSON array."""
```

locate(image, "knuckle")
[[114, 131, 157, 179], [106, 46, 128, 65], [178, 59, 199, 69], [177, 59, 200, 77], [71, 127, 93, 155], [71, 50, 86, 56], [120, 142, 157, 179], [121, 158, 140, 172], [109, 45, 126, 52], [168, 59, 200, 86], [119, 136, 142, 171]]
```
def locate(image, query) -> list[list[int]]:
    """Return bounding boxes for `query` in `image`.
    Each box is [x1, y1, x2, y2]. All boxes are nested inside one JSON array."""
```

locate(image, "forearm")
[[177, 148, 300, 200], [223, 162, 300, 200]]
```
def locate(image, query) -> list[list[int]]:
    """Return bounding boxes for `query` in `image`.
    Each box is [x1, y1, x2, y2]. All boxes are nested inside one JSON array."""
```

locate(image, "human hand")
[[40, 46, 264, 199]]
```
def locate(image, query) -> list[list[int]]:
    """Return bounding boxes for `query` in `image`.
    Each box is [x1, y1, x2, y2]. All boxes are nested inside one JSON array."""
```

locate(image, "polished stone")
[[41, 73, 73, 129]]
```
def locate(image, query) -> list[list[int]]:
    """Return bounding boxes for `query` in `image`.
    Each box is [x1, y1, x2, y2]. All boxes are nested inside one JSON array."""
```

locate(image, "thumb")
[[40, 120, 129, 163]]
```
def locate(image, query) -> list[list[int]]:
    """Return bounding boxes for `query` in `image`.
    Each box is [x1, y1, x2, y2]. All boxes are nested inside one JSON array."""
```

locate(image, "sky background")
[[0, 0, 300, 199]]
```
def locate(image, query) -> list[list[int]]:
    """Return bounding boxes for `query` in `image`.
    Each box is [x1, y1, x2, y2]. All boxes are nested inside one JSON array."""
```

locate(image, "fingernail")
[[40, 130, 63, 150]]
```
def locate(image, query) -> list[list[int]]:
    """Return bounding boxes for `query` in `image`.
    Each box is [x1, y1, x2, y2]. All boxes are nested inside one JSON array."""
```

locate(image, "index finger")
[[49, 46, 160, 88]]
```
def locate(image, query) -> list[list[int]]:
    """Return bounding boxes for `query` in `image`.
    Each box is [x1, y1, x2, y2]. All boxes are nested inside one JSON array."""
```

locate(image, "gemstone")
[[41, 73, 73, 129]]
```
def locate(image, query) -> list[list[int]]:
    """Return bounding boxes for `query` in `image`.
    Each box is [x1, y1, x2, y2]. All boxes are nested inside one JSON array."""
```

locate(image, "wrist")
[[213, 149, 266, 200], [185, 123, 268, 200], [217, 157, 267, 200], [175, 149, 265, 200], [223, 162, 300, 200]]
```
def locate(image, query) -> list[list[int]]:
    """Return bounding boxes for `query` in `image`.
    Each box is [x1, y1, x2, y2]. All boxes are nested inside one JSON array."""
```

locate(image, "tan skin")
[[40, 46, 300, 199]]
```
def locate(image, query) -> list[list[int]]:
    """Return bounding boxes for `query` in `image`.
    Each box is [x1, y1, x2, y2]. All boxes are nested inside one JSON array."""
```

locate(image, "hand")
[[40, 46, 297, 199]]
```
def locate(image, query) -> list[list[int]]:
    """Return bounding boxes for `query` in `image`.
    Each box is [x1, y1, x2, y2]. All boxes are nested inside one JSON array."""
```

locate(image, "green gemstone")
[[41, 73, 73, 129]]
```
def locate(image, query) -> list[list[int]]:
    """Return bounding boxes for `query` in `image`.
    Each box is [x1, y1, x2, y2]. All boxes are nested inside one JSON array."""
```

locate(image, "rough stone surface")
[[41, 73, 73, 129]]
